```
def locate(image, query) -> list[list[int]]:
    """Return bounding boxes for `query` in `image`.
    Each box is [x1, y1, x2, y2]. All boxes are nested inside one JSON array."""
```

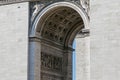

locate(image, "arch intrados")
[[30, 2, 89, 37]]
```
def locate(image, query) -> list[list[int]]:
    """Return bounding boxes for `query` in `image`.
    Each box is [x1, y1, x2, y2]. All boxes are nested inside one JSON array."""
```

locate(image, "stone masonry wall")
[[0, 2, 29, 80], [76, 36, 90, 80], [91, 0, 120, 80]]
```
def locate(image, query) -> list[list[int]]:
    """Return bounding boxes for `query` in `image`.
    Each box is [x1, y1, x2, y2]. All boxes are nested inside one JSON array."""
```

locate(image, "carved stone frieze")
[[41, 52, 63, 72]]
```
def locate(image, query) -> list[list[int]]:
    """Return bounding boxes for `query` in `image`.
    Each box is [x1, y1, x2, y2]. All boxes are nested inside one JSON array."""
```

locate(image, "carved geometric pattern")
[[41, 7, 83, 44]]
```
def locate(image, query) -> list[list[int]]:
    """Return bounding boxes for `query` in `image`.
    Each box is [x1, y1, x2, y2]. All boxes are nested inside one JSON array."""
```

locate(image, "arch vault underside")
[[28, 1, 89, 80]]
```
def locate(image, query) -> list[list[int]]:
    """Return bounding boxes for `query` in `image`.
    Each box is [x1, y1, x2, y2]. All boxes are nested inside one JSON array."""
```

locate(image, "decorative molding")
[[41, 73, 63, 80], [0, 0, 80, 5], [76, 29, 90, 38], [29, 36, 75, 51], [0, 0, 89, 17], [29, 0, 82, 24], [30, 1, 89, 37], [0, 0, 30, 5], [30, 1, 45, 24], [80, 0, 90, 14]]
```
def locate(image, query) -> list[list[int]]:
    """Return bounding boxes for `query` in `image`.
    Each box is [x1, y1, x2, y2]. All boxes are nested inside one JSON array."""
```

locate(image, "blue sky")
[[72, 40, 76, 80]]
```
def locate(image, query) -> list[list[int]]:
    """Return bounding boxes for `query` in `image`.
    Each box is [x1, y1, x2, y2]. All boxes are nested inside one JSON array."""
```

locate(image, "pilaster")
[[28, 38, 41, 80]]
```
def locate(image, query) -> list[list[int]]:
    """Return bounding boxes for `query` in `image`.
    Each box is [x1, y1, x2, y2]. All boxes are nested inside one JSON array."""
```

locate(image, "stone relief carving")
[[41, 52, 64, 80], [32, 4, 44, 16], [80, 0, 89, 13], [41, 52, 63, 72], [30, 1, 45, 22]]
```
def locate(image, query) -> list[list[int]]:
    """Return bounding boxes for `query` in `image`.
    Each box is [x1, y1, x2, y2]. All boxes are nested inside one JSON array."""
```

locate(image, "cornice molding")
[[29, 36, 74, 51], [0, 0, 73, 5], [76, 29, 90, 38], [0, 0, 39, 5]]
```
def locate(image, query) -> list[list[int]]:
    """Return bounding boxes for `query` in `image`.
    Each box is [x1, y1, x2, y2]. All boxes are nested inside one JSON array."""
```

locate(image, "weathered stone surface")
[[0, 0, 78, 5], [0, 0, 36, 4], [0, 1, 90, 80], [0, 2, 28, 80], [91, 0, 120, 80], [76, 36, 90, 80]]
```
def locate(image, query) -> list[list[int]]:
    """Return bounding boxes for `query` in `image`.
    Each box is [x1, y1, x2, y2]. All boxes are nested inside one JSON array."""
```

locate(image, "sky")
[[72, 40, 76, 80]]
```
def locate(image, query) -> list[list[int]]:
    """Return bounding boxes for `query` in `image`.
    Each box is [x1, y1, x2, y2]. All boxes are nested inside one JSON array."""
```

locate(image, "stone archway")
[[28, 2, 89, 80]]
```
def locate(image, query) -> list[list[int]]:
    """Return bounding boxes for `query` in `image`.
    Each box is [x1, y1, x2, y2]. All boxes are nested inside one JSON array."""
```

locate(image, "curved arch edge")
[[29, 1, 89, 37]]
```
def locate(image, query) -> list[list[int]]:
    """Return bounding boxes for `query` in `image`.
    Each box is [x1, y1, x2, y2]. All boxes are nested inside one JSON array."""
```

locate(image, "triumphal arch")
[[0, 0, 89, 80]]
